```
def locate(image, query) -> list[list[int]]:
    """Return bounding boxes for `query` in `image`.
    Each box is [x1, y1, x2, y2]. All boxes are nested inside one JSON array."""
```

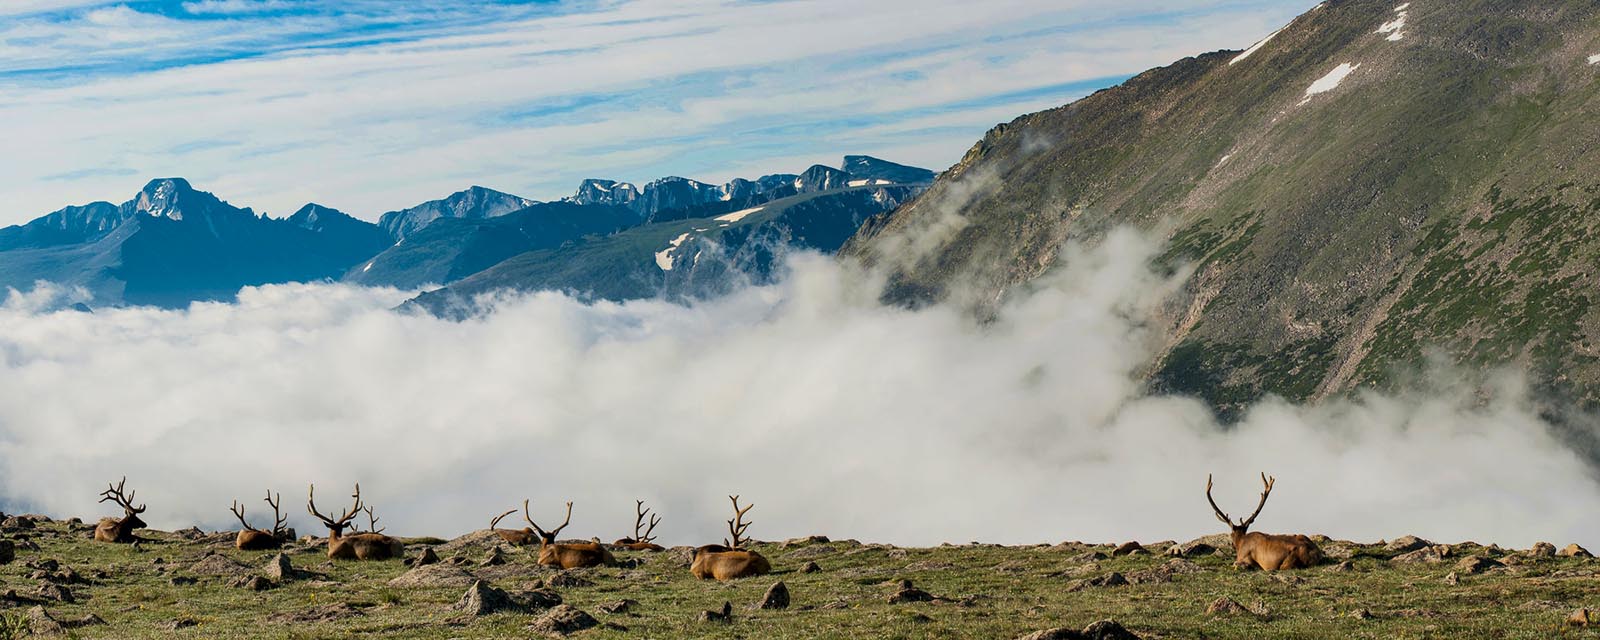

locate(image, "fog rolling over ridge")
[[1, 227, 1595, 549]]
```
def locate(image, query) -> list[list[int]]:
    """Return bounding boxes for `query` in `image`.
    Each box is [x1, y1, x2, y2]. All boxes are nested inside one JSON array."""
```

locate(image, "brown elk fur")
[[488, 508, 537, 546], [1206, 473, 1323, 571], [522, 500, 617, 569], [307, 484, 404, 561], [613, 500, 665, 552], [94, 477, 147, 544], [689, 496, 771, 581], [231, 490, 288, 551]]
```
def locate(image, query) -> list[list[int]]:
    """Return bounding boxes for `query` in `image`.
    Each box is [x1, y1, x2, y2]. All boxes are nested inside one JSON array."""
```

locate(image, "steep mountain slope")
[[409, 185, 920, 313], [0, 179, 392, 306], [376, 186, 537, 241], [846, 0, 1600, 413]]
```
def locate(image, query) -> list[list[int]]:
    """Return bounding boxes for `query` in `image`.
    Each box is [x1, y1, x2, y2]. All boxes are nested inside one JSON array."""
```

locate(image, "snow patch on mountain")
[[1230, 26, 1286, 65], [1300, 63, 1361, 105], [655, 233, 692, 271], [715, 206, 765, 224], [1377, 3, 1408, 41], [1589, 53, 1600, 65]]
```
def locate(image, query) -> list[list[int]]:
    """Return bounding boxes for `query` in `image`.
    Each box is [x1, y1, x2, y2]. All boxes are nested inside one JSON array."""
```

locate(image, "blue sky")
[[0, 0, 1317, 224]]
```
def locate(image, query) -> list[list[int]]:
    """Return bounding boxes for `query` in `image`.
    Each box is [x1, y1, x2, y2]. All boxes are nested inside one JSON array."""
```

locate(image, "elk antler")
[[1204, 474, 1232, 526], [522, 500, 573, 540], [264, 490, 287, 538], [724, 495, 753, 549], [99, 477, 146, 515], [490, 508, 518, 531], [230, 500, 262, 534], [633, 500, 661, 543], [1239, 473, 1276, 529], [306, 483, 362, 530], [359, 505, 384, 534]]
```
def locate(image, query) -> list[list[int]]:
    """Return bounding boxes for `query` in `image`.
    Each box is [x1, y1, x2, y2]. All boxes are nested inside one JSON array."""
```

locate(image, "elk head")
[[307, 483, 404, 560], [230, 489, 288, 550], [1206, 472, 1272, 542], [523, 500, 573, 547], [614, 499, 662, 550], [306, 483, 363, 540], [94, 477, 147, 543], [523, 500, 617, 568], [1206, 472, 1323, 571]]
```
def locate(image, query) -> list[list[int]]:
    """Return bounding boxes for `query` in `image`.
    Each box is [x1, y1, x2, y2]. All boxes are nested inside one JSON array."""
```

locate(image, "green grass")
[[6, 520, 1600, 638]]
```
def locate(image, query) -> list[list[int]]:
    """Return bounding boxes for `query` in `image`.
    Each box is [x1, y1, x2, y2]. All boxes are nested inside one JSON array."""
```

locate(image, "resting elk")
[[306, 483, 404, 560], [690, 495, 771, 581], [613, 500, 665, 551], [229, 490, 289, 550], [94, 477, 147, 543], [488, 504, 538, 546], [524, 501, 617, 569], [1206, 473, 1323, 571]]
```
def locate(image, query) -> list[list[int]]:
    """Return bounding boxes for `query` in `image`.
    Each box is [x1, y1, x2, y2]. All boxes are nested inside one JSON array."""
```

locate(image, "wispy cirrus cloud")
[[1, 0, 1318, 224]]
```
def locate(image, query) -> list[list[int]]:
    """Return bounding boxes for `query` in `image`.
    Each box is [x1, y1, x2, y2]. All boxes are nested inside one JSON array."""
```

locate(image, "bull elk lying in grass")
[[229, 490, 289, 550], [307, 483, 404, 561], [489, 505, 538, 546], [1207, 473, 1323, 571], [613, 500, 665, 551], [690, 495, 771, 581], [521, 501, 618, 569], [94, 477, 147, 543]]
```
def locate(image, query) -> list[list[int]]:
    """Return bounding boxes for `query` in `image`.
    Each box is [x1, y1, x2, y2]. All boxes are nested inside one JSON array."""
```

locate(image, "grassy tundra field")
[[0, 515, 1597, 638]]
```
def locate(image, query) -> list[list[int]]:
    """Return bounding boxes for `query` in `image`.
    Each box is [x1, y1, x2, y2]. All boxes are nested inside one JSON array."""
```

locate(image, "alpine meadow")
[[2, 1, 1600, 638]]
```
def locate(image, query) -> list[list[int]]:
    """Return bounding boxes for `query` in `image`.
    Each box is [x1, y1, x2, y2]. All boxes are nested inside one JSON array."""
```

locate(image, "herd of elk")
[[306, 483, 404, 560], [94, 477, 147, 543], [690, 495, 771, 581], [229, 490, 289, 550], [1206, 473, 1323, 571], [613, 500, 665, 551]]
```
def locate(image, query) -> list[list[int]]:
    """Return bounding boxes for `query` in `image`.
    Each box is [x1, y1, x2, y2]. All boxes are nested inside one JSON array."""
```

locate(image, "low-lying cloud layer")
[[2, 229, 1596, 548]]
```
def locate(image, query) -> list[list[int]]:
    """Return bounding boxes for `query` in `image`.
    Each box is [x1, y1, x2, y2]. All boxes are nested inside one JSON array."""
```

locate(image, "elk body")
[[523, 501, 617, 569], [488, 507, 537, 546], [94, 477, 147, 543], [1206, 473, 1323, 571], [613, 500, 665, 552], [307, 484, 404, 561], [230, 490, 289, 551], [690, 495, 771, 581]]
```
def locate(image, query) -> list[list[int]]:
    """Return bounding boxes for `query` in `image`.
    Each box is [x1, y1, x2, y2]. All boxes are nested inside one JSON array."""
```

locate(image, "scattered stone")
[[1269, 574, 1305, 585], [1071, 551, 1109, 563], [481, 546, 507, 567], [1016, 619, 1142, 640], [388, 563, 477, 588], [232, 575, 271, 591], [1385, 536, 1430, 553], [413, 547, 440, 567], [1569, 608, 1593, 627], [163, 618, 199, 631], [821, 599, 850, 610], [1126, 559, 1201, 585], [1454, 555, 1502, 575], [1206, 597, 1251, 616], [264, 553, 296, 581], [754, 581, 789, 610], [1068, 572, 1128, 592], [596, 599, 638, 615], [545, 571, 594, 589], [454, 580, 519, 616], [189, 554, 251, 576], [799, 561, 821, 574], [1560, 544, 1593, 558], [28, 559, 59, 572], [0, 540, 13, 565], [168, 576, 197, 586], [1443, 571, 1459, 585], [530, 604, 599, 636], [1326, 561, 1354, 573], [887, 580, 935, 604], [25, 606, 64, 634], [1112, 542, 1145, 557], [905, 612, 934, 623], [1350, 608, 1374, 620], [35, 583, 72, 603], [782, 535, 830, 547], [1167, 541, 1216, 558], [3, 516, 35, 530], [698, 602, 733, 623], [175, 526, 205, 540], [1391, 545, 1452, 565], [1530, 542, 1557, 557], [886, 549, 909, 559]]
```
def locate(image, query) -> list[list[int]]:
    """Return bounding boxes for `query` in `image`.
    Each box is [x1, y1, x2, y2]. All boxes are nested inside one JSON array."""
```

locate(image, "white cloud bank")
[[1, 229, 1596, 549]]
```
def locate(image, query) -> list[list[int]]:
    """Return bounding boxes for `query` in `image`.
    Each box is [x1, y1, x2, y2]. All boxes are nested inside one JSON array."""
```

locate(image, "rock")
[[545, 571, 594, 588], [35, 583, 73, 603], [1112, 542, 1145, 557], [1350, 608, 1374, 620], [1454, 555, 1502, 574], [169, 576, 197, 586], [176, 526, 205, 540], [887, 549, 910, 559], [1167, 541, 1216, 558], [388, 563, 477, 588], [596, 599, 638, 614], [1068, 572, 1128, 592], [1530, 542, 1557, 557], [481, 546, 507, 567], [1569, 608, 1593, 627], [1385, 536, 1431, 553], [1326, 561, 1354, 572], [887, 580, 936, 604], [25, 606, 65, 634], [232, 575, 271, 591], [1559, 544, 1593, 558], [698, 602, 733, 623], [784, 545, 838, 560], [163, 618, 199, 631], [454, 580, 518, 616], [800, 561, 821, 573], [413, 547, 440, 566], [265, 553, 296, 581], [782, 535, 830, 547], [755, 581, 789, 610], [1016, 629, 1084, 640], [0, 540, 13, 565], [1443, 571, 1459, 585], [189, 554, 252, 576], [1016, 620, 1142, 640], [1390, 545, 1452, 565], [27, 559, 59, 572], [1206, 597, 1250, 616], [3, 516, 34, 530], [1126, 559, 1201, 585], [530, 604, 599, 636]]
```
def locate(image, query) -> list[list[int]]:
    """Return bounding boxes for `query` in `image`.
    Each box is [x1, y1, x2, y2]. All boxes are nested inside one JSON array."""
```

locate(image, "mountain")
[[408, 184, 921, 315], [841, 155, 937, 184], [345, 202, 639, 289], [0, 179, 390, 307], [376, 186, 537, 241], [845, 0, 1600, 414]]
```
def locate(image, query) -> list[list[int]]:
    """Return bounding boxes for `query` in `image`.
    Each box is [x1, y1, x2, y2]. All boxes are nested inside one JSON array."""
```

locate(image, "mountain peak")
[[133, 177, 230, 221], [840, 156, 936, 184]]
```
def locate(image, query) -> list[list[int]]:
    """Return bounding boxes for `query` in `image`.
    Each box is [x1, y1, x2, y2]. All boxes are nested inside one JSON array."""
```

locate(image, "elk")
[[488, 505, 538, 546], [229, 490, 288, 550], [306, 483, 404, 561], [613, 500, 664, 551], [94, 477, 147, 543], [690, 495, 771, 581], [524, 501, 617, 569], [1206, 473, 1323, 571]]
